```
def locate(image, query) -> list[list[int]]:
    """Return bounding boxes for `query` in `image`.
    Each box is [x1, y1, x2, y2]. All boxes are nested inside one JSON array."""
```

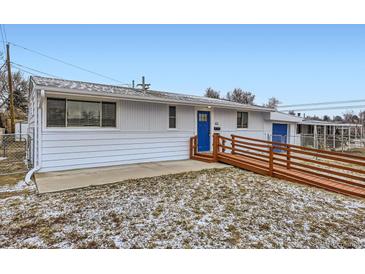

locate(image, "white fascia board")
[[34, 85, 273, 113], [266, 112, 303, 123]]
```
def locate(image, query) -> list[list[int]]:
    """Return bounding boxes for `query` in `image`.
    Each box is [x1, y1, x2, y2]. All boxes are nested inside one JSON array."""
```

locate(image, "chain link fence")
[[0, 133, 32, 176]]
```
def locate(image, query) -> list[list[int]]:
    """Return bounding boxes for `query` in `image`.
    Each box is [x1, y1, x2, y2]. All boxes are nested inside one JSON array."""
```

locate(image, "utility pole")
[[6, 43, 15, 133], [132, 80, 135, 88], [136, 76, 150, 91]]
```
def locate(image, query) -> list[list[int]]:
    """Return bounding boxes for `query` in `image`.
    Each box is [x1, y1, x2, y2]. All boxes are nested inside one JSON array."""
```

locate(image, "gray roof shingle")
[[31, 76, 271, 111]]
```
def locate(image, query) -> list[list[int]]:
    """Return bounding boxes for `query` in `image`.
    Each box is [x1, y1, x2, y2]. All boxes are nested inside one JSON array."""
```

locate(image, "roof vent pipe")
[[136, 76, 150, 93]]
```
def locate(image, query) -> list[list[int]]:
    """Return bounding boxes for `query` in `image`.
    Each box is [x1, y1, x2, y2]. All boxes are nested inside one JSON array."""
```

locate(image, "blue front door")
[[272, 123, 288, 152], [197, 111, 211, 152]]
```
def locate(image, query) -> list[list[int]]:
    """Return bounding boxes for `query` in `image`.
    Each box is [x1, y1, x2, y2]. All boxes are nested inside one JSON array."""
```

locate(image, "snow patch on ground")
[[0, 180, 30, 193], [0, 167, 364, 248]]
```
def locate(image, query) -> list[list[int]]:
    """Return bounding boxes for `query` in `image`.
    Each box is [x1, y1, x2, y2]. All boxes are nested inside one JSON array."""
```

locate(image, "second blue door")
[[197, 111, 211, 152], [272, 123, 288, 152]]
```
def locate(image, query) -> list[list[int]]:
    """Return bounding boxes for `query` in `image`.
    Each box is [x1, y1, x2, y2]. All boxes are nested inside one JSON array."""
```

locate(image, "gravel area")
[[0, 167, 364, 248]]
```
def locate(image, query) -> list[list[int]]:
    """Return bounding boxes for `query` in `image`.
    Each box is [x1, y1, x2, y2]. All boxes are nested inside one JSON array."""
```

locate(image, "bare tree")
[[343, 111, 356, 123], [11, 71, 29, 113], [359, 110, 365, 125], [204, 87, 220, 99], [305, 115, 322, 121], [0, 69, 29, 115], [264, 97, 281, 109], [226, 88, 255, 105]]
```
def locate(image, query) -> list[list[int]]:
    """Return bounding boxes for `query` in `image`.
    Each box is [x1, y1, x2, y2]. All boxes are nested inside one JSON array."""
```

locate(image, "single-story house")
[[27, 76, 302, 173]]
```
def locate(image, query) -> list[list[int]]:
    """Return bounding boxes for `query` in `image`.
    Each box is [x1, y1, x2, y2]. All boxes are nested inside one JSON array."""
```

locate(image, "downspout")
[[25, 166, 38, 185], [25, 89, 44, 185]]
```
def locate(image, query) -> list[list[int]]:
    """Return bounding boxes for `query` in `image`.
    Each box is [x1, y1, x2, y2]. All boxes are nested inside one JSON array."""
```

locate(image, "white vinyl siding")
[[39, 100, 195, 172], [40, 131, 192, 172], [213, 108, 267, 140], [120, 101, 193, 131]]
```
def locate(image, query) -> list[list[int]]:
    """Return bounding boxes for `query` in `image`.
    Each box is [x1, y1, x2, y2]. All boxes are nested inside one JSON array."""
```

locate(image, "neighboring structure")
[[28, 76, 302, 173], [15, 121, 28, 141], [297, 119, 364, 151]]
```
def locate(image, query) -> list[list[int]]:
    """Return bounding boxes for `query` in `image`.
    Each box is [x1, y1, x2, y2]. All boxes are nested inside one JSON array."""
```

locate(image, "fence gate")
[[0, 133, 32, 176]]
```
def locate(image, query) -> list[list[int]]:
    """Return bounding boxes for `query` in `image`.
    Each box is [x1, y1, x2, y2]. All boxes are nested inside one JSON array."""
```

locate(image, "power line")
[[0, 26, 6, 56], [10, 64, 41, 77], [279, 99, 365, 108], [8, 65, 33, 76], [11, 62, 62, 78], [9, 41, 129, 85], [283, 104, 365, 112]]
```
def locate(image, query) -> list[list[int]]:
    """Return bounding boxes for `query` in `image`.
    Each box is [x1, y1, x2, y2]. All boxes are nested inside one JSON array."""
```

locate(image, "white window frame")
[[237, 111, 249, 129], [168, 105, 177, 130], [43, 94, 119, 131]]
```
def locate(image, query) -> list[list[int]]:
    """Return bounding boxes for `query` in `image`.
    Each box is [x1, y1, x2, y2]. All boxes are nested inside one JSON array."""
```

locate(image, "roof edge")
[[33, 84, 273, 112]]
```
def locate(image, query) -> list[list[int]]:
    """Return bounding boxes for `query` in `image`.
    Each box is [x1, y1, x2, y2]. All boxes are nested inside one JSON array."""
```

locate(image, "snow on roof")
[[268, 111, 303, 123], [30, 76, 272, 112]]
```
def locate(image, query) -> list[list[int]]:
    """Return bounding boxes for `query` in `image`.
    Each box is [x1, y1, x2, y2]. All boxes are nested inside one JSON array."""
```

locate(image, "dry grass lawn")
[[0, 167, 364, 248]]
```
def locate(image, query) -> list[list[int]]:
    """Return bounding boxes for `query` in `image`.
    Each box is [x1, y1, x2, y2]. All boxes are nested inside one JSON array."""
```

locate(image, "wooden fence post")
[[222, 139, 226, 153], [231, 134, 235, 154], [189, 137, 193, 159], [213, 133, 219, 162], [194, 136, 197, 156], [269, 146, 274, 176], [286, 145, 291, 169]]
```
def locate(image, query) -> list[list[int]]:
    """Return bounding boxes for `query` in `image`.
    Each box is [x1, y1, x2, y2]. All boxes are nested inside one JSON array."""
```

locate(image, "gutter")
[[24, 89, 45, 186]]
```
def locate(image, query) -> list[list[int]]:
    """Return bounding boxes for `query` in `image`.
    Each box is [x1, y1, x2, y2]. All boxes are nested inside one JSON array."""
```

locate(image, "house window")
[[46, 98, 116, 128], [102, 102, 117, 127], [237, 112, 248, 128], [169, 106, 176, 128], [67, 100, 100, 127], [198, 113, 208, 122], [47, 98, 66, 127], [296, 124, 302, 134]]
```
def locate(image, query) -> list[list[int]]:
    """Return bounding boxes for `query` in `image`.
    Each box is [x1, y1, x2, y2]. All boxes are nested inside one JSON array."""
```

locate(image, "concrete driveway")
[[35, 160, 228, 193]]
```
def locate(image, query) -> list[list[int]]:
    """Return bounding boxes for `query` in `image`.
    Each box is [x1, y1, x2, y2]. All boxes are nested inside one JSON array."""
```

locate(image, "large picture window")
[[67, 100, 100, 127], [237, 111, 248, 128], [46, 98, 116, 128]]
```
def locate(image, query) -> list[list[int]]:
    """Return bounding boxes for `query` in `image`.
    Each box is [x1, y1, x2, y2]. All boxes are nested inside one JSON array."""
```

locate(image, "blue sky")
[[2, 25, 365, 116]]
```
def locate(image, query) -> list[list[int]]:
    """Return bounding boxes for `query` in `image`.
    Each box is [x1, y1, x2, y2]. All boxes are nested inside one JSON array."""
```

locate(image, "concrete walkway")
[[35, 160, 228, 193]]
